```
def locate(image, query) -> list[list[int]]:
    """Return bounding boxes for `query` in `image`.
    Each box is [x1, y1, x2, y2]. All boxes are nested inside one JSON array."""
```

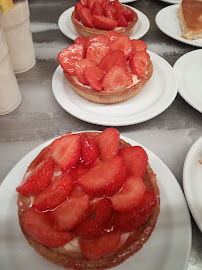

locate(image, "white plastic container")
[[0, 0, 35, 73], [0, 27, 21, 115]]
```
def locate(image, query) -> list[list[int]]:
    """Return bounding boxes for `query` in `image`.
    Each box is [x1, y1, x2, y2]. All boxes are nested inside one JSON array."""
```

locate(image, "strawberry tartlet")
[[16, 128, 160, 270], [71, 0, 138, 38], [58, 32, 153, 104]]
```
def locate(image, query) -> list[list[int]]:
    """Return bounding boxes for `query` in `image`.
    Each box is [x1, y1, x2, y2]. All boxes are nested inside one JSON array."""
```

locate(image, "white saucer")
[[155, 5, 202, 47], [52, 51, 178, 126], [0, 133, 191, 270], [58, 6, 150, 41], [183, 136, 202, 233], [173, 49, 202, 113], [158, 0, 181, 4]]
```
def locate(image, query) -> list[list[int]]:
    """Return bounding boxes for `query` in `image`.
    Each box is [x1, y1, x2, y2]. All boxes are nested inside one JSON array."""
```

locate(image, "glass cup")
[[0, 0, 36, 73], [0, 26, 21, 115]]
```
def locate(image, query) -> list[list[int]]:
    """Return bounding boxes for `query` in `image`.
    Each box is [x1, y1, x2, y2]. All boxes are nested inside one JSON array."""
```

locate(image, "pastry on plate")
[[16, 128, 160, 270], [58, 32, 153, 104], [177, 0, 202, 40], [71, 0, 138, 38]]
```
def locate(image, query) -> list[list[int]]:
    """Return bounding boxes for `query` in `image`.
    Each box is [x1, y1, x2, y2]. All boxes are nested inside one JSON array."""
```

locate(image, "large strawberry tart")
[[16, 128, 160, 269], [71, 0, 138, 38], [58, 32, 153, 104]]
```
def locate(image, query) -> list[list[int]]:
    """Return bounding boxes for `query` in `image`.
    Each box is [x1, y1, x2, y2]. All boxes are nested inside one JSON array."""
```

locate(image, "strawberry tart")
[[58, 32, 153, 104], [16, 128, 160, 269], [71, 0, 138, 38]]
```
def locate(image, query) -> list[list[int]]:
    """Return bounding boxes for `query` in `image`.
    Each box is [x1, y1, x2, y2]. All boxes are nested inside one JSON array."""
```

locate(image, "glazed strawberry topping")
[[16, 157, 55, 195], [58, 33, 151, 92], [79, 7, 95, 28], [17, 128, 158, 259], [92, 15, 118, 30]]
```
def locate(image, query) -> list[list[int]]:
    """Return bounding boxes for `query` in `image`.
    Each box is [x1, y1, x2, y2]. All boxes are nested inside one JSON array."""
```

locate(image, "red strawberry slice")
[[28, 146, 51, 171], [91, 2, 103, 16], [131, 39, 147, 53], [80, 7, 95, 28], [103, 3, 117, 18], [110, 35, 133, 59], [87, 0, 97, 9], [16, 157, 55, 196], [49, 134, 81, 171], [119, 146, 148, 178], [75, 36, 89, 48], [77, 156, 126, 195], [80, 133, 99, 167], [113, 191, 157, 232], [92, 15, 118, 30], [105, 31, 121, 42], [102, 65, 133, 91], [75, 59, 97, 85], [75, 2, 83, 21], [75, 198, 112, 238], [115, 12, 128, 27], [93, 128, 120, 160], [98, 0, 110, 8], [58, 44, 85, 76], [79, 231, 121, 260], [86, 42, 111, 65], [33, 172, 73, 211], [81, 0, 88, 7], [84, 66, 105, 91], [129, 50, 150, 78], [99, 50, 127, 72], [51, 187, 90, 231], [111, 0, 125, 11], [121, 9, 135, 22], [111, 176, 146, 213], [23, 208, 75, 247], [88, 35, 109, 45]]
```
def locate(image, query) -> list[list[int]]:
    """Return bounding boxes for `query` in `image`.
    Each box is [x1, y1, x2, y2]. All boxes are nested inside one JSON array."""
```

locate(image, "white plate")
[[155, 5, 202, 47], [120, 0, 137, 2], [173, 49, 202, 113], [52, 51, 178, 126], [183, 136, 202, 233], [158, 0, 181, 4], [58, 6, 150, 41], [0, 133, 191, 270]]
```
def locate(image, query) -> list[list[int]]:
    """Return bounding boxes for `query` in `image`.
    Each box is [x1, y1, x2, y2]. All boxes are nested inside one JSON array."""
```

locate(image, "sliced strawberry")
[[111, 0, 125, 11], [110, 35, 132, 59], [111, 176, 146, 213], [49, 134, 81, 171], [119, 146, 148, 178], [92, 15, 118, 30], [129, 50, 150, 78], [58, 44, 85, 76], [75, 59, 97, 85], [75, 2, 83, 21], [131, 39, 147, 53], [93, 128, 120, 160], [102, 65, 133, 91], [105, 31, 122, 42], [113, 191, 157, 232], [77, 156, 126, 195], [80, 231, 121, 260], [98, 0, 110, 8], [33, 172, 73, 211], [28, 146, 51, 171], [115, 11, 128, 27], [23, 208, 75, 247], [87, 0, 96, 9], [75, 198, 112, 238], [99, 50, 127, 72], [75, 36, 89, 48], [80, 7, 95, 28], [81, 0, 88, 7], [122, 9, 135, 22], [86, 42, 111, 65], [88, 35, 109, 45], [103, 3, 117, 18], [80, 133, 99, 167], [91, 2, 103, 16], [16, 157, 55, 196], [51, 187, 90, 231], [84, 67, 105, 91]]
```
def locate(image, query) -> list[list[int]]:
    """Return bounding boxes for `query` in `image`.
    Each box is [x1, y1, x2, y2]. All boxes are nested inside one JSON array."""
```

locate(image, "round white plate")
[[158, 0, 181, 4], [155, 5, 202, 47], [183, 136, 202, 233], [0, 133, 191, 270], [52, 51, 178, 126], [120, 0, 137, 2], [173, 49, 202, 113], [58, 6, 150, 41]]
